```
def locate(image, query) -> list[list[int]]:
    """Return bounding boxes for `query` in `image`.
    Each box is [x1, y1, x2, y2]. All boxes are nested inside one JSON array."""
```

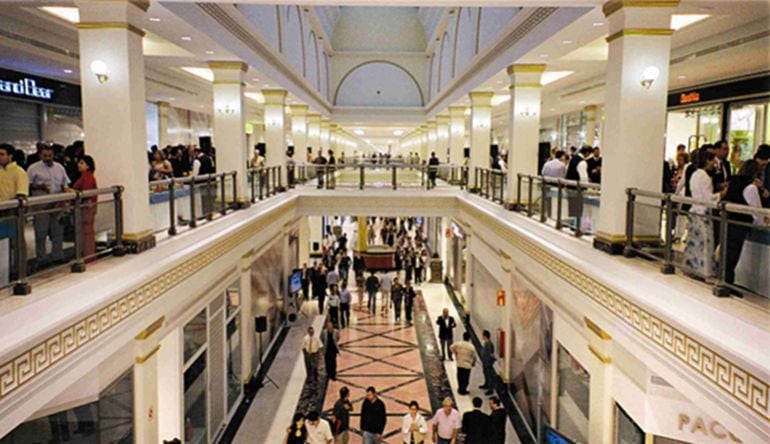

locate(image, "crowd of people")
[[540, 145, 603, 183], [148, 144, 215, 181]]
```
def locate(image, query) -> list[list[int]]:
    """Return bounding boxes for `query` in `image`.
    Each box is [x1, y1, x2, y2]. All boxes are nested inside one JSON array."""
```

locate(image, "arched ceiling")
[[331, 7, 428, 52]]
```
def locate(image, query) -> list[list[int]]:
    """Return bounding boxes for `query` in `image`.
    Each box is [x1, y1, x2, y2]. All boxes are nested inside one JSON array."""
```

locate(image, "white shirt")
[[303, 334, 322, 354], [379, 273, 392, 291], [327, 293, 340, 308], [306, 418, 333, 444], [742, 184, 765, 225], [541, 158, 566, 178], [401, 413, 428, 443], [576, 155, 589, 183], [689, 169, 720, 215]]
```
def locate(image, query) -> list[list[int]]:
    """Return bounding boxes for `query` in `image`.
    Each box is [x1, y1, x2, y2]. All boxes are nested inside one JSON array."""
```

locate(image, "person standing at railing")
[[683, 150, 726, 279], [0, 144, 29, 284], [194, 148, 216, 217], [69, 156, 97, 260], [314, 149, 328, 189], [429, 152, 440, 187], [587, 147, 602, 184], [28, 144, 69, 268], [541, 150, 567, 178], [565, 146, 591, 222]]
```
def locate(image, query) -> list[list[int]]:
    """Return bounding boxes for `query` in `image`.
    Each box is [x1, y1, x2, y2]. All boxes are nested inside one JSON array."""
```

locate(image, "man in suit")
[[461, 397, 491, 444], [436, 308, 457, 361], [488, 396, 506, 444], [313, 263, 328, 314], [320, 321, 341, 381], [479, 330, 496, 395], [428, 151, 440, 187]]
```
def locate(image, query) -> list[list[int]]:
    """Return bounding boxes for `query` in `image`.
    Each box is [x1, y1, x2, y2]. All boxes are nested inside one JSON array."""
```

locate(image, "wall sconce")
[[519, 108, 538, 118], [640, 66, 660, 89], [217, 104, 236, 115], [90, 60, 109, 84], [474, 122, 489, 130], [267, 120, 280, 127]]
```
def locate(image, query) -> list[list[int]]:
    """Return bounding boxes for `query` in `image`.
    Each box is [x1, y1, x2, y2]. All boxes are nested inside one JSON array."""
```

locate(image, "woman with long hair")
[[285, 412, 307, 444], [683, 149, 724, 278], [71, 155, 97, 259]]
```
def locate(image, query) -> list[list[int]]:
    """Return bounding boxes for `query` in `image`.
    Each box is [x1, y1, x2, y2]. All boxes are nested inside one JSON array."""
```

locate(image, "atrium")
[[0, 0, 768, 443]]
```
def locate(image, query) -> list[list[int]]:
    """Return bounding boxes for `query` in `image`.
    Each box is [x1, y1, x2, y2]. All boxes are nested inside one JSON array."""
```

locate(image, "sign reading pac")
[[0, 78, 54, 100]]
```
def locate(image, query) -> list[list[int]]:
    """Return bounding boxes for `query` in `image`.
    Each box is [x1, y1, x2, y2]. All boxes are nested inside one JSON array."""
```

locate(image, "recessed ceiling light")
[[252, 78, 259, 82], [592, 22, 603, 27], [496, 80, 503, 85], [539, 54, 549, 58], [354, 129, 364, 136], [264, 84, 271, 88], [671, 14, 710, 31], [168, 97, 176, 101], [39, 7, 79, 23], [205, 50, 214, 55], [677, 75, 687, 80], [149, 17, 161, 22], [562, 40, 573, 45], [181, 36, 192, 41], [63, 69, 72, 74], [579, 100, 586, 104], [393, 130, 404, 136]]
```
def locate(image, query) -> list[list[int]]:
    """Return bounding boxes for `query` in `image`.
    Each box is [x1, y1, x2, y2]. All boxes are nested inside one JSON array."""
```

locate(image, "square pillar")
[[320, 119, 331, 152], [506, 64, 545, 207], [469, 92, 494, 174], [210, 61, 248, 206], [263, 89, 288, 187], [594, 0, 677, 254], [436, 115, 450, 162], [307, 113, 321, 158], [240, 252, 254, 384], [133, 317, 165, 444], [77, 0, 153, 249], [290, 105, 309, 158], [584, 105, 598, 147], [427, 120, 438, 158], [449, 106, 466, 165], [157, 101, 170, 148]]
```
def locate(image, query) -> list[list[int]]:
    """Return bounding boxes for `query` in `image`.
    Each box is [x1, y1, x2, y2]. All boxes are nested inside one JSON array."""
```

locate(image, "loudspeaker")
[[255, 316, 267, 333], [199, 136, 212, 151], [312, 241, 320, 252], [463, 147, 470, 159]]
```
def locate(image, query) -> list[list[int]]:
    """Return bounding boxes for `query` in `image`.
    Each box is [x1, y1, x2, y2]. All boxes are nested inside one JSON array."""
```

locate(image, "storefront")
[[666, 73, 770, 160], [445, 221, 468, 305], [0, 67, 83, 152]]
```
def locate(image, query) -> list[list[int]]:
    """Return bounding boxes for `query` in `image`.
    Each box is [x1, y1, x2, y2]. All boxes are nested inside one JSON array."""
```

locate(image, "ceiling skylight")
[[39, 7, 79, 23], [180, 67, 214, 82], [671, 14, 710, 31], [541, 71, 574, 85]]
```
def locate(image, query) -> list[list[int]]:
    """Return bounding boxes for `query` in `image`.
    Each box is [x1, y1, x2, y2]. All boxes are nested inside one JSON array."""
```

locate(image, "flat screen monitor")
[[289, 269, 302, 294]]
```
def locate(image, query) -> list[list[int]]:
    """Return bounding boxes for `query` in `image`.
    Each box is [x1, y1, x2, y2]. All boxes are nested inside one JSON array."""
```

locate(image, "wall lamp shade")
[[640, 66, 660, 89], [90, 60, 109, 83]]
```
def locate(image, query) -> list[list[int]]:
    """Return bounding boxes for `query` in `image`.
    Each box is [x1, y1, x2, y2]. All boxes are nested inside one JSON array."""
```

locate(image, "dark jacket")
[[565, 154, 584, 181], [481, 340, 495, 366], [436, 316, 456, 340], [489, 408, 506, 444], [332, 398, 352, 434], [461, 409, 492, 444], [360, 398, 387, 434], [404, 286, 416, 307], [365, 275, 380, 294]]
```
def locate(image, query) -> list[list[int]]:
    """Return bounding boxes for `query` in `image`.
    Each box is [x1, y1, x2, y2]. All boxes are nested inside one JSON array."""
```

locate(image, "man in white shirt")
[[305, 411, 333, 444], [541, 150, 567, 178], [303, 326, 322, 381], [378, 272, 392, 316], [566, 146, 591, 183]]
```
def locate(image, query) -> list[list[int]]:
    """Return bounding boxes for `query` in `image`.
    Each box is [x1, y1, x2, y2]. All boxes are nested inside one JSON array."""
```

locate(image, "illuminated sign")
[[680, 92, 700, 104], [0, 78, 54, 100]]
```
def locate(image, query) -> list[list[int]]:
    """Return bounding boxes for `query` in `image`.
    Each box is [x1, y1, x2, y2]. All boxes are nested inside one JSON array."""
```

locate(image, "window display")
[[556, 344, 590, 444]]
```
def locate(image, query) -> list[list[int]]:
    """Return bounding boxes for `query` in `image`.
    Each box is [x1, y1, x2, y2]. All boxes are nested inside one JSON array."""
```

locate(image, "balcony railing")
[[291, 163, 468, 190], [474, 167, 507, 204]]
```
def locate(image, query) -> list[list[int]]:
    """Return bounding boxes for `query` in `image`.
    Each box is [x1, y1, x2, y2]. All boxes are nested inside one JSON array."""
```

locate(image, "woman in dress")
[[285, 412, 307, 444], [71, 155, 97, 259], [683, 149, 724, 278]]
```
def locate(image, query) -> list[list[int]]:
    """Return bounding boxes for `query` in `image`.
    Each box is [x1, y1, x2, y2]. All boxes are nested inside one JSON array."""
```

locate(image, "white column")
[[210, 61, 248, 205], [77, 0, 153, 246], [469, 92, 493, 178], [320, 119, 331, 154], [307, 113, 321, 157], [449, 106, 466, 165], [426, 120, 437, 158], [436, 115, 450, 162], [133, 317, 164, 444], [330, 124, 339, 155], [418, 126, 428, 162], [157, 101, 170, 148], [500, 252, 514, 382], [594, 0, 677, 253], [290, 105, 308, 157], [299, 216, 311, 265], [584, 105, 597, 147], [158, 327, 182, 442], [263, 89, 288, 187], [506, 64, 545, 207], [240, 253, 254, 384]]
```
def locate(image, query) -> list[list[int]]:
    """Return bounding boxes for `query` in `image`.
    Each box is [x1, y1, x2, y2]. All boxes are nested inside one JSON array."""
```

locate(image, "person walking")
[[327, 266, 340, 290], [338, 251, 351, 285], [301, 262, 312, 300], [303, 326, 322, 382], [360, 387, 387, 444], [339, 281, 352, 328], [436, 308, 456, 361], [321, 321, 341, 381], [461, 397, 491, 444], [450, 332, 476, 395], [479, 330, 496, 395], [327, 286, 341, 328], [428, 151, 440, 187], [285, 413, 308, 444], [431, 398, 461, 444], [488, 396, 506, 444], [305, 411, 334, 444], [365, 271, 380, 316], [353, 251, 365, 280], [401, 401, 428, 444], [28, 144, 69, 267], [379, 272, 392, 316], [403, 280, 416, 325], [332, 387, 353, 444], [391, 278, 404, 322], [313, 263, 328, 314]]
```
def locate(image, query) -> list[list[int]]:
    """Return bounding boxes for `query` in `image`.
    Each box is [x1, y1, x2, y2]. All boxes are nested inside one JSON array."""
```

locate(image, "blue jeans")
[[362, 431, 379, 444], [436, 438, 452, 444]]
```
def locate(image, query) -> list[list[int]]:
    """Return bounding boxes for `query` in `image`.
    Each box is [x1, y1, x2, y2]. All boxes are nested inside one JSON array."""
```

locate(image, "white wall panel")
[[478, 8, 519, 50], [305, 30, 320, 90], [438, 32, 452, 92]]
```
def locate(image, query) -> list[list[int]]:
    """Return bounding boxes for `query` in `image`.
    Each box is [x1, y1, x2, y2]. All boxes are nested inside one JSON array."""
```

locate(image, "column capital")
[[436, 115, 449, 124], [208, 61, 248, 72], [449, 106, 467, 118], [308, 113, 322, 123], [262, 89, 287, 104], [469, 91, 494, 106], [156, 101, 170, 109], [427, 120, 437, 129], [289, 104, 309, 115], [506, 64, 547, 75], [602, 0, 679, 18]]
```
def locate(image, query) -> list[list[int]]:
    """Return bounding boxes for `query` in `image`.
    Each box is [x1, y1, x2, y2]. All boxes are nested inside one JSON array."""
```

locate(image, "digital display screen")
[[289, 270, 302, 294]]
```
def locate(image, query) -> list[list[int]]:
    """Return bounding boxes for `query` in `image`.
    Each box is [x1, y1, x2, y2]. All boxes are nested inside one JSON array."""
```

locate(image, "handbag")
[[411, 430, 426, 444]]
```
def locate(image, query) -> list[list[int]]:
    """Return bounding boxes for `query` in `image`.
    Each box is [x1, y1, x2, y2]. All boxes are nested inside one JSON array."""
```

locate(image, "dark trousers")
[[483, 364, 496, 388], [367, 291, 377, 315], [405, 303, 413, 324], [415, 267, 423, 284], [325, 351, 337, 380], [304, 351, 319, 380], [317, 293, 326, 314], [340, 303, 350, 328], [393, 300, 402, 321], [724, 225, 750, 285], [440, 338, 453, 360], [457, 367, 471, 393], [329, 306, 339, 328]]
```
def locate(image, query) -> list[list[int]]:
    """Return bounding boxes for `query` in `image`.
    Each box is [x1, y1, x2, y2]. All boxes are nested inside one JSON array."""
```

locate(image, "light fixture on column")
[[217, 104, 235, 115], [640, 66, 660, 89], [90, 60, 109, 84], [267, 119, 280, 128], [519, 108, 538, 118]]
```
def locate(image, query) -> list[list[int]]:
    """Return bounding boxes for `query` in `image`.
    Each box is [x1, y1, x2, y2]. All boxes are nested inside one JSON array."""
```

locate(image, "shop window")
[[183, 309, 207, 363], [556, 344, 590, 444], [615, 403, 644, 444], [729, 101, 770, 161], [184, 351, 207, 444], [226, 279, 243, 414]]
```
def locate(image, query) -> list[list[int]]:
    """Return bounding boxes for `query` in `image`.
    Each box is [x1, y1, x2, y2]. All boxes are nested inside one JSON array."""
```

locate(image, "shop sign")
[[668, 74, 770, 108], [677, 414, 741, 443], [679, 92, 700, 104], [0, 77, 54, 100], [643, 394, 744, 444]]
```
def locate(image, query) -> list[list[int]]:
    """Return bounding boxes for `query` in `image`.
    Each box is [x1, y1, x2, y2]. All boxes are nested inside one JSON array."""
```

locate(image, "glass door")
[[729, 100, 770, 161]]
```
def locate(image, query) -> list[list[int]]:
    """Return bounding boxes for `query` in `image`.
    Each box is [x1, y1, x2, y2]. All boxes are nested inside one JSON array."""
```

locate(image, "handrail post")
[[420, 165, 426, 189], [474, 167, 479, 192], [359, 165, 365, 190], [392, 165, 397, 190], [220, 173, 227, 215], [623, 189, 636, 257], [71, 192, 86, 272], [713, 202, 731, 297], [575, 182, 584, 237], [205, 173, 213, 220], [232, 172, 238, 209], [249, 170, 255, 203], [168, 179, 177, 235], [540, 177, 547, 223], [278, 166, 284, 191], [259, 169, 264, 200], [527, 175, 534, 217], [112, 186, 125, 256], [516, 174, 522, 207], [555, 180, 563, 229], [189, 177, 197, 228], [660, 194, 675, 274], [13, 197, 30, 295]]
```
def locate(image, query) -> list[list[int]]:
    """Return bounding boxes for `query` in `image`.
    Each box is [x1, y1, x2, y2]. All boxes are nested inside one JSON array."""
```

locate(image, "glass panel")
[[556, 344, 590, 444], [184, 309, 207, 364], [184, 351, 207, 444], [615, 404, 644, 444], [226, 316, 242, 412], [98, 370, 134, 443], [226, 280, 241, 319]]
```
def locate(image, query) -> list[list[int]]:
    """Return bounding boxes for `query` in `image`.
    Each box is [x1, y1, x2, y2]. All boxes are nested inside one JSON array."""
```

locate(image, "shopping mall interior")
[[0, 0, 768, 443]]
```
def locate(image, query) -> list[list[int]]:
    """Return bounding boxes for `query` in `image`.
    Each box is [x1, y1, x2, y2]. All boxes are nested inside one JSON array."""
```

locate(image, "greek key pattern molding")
[[0, 203, 292, 401], [462, 203, 769, 422]]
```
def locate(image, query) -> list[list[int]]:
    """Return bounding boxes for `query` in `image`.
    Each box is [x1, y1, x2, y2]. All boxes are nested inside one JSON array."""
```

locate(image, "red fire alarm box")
[[496, 290, 505, 307]]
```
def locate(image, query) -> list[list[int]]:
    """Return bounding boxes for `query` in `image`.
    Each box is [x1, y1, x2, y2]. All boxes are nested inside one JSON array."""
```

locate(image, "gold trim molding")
[[76, 22, 145, 37], [460, 201, 770, 421], [588, 344, 612, 364], [603, 1, 680, 18], [585, 317, 612, 340], [606, 28, 674, 43], [595, 231, 662, 243], [208, 61, 248, 72], [212, 81, 244, 86], [506, 64, 547, 75], [135, 317, 165, 341], [135, 345, 160, 364]]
